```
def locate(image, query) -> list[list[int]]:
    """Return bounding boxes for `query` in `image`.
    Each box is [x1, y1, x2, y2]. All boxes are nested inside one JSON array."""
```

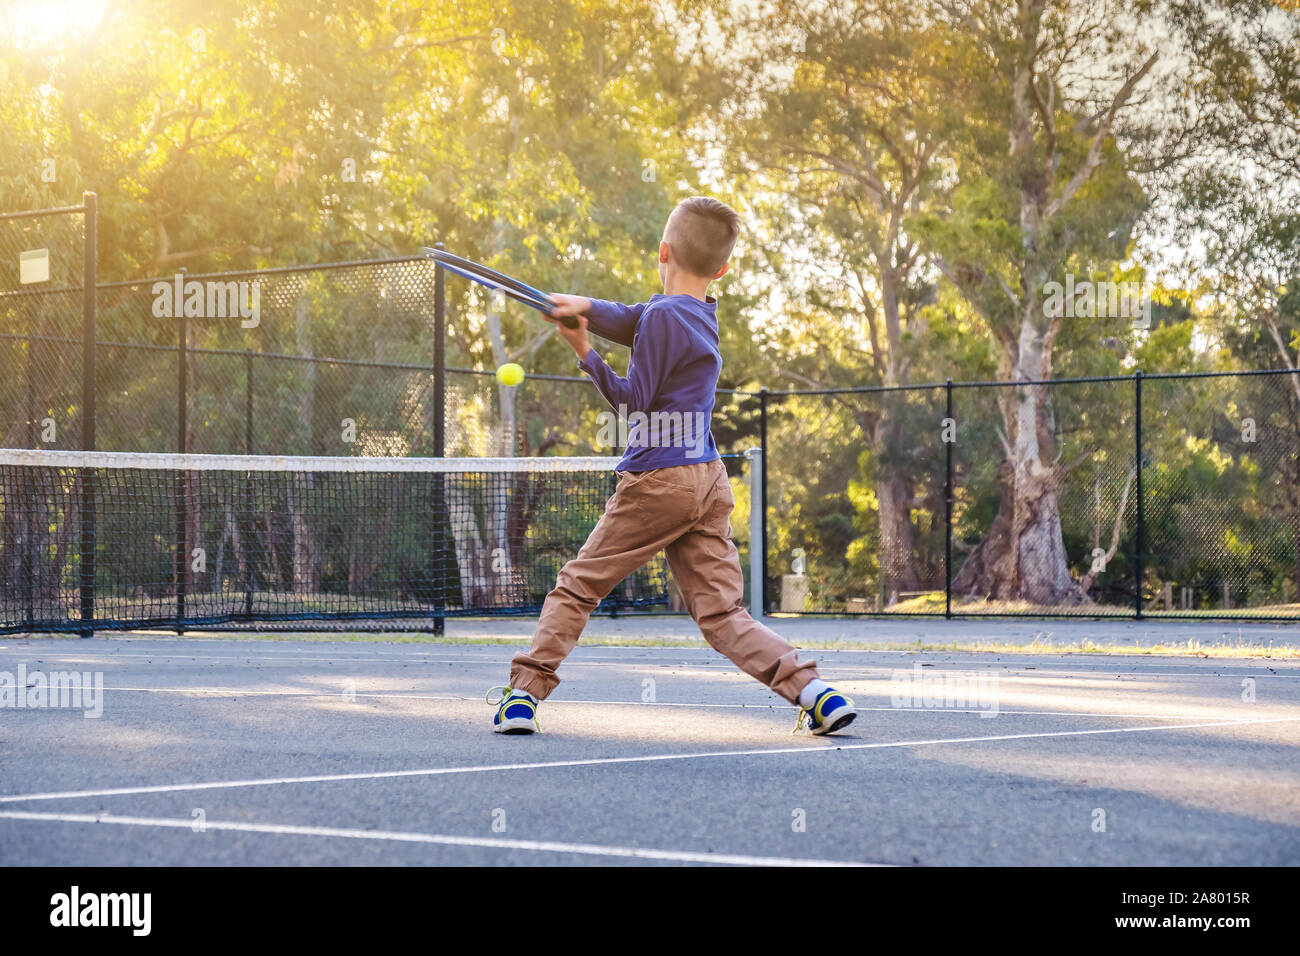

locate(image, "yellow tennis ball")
[[496, 362, 525, 387]]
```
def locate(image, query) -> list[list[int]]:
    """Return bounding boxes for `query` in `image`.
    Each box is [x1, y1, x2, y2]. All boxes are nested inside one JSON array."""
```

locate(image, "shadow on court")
[[0, 635, 1297, 866]]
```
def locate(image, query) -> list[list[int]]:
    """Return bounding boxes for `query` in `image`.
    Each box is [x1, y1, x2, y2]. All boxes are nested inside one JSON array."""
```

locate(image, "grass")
[[884, 592, 1300, 618]]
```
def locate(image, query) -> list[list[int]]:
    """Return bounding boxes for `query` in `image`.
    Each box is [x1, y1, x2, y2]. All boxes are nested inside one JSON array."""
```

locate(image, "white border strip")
[[0, 448, 620, 474], [3, 716, 1295, 805], [0, 811, 881, 867]]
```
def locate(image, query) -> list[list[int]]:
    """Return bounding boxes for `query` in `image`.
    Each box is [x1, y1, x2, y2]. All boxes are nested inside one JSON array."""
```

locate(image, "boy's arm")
[[549, 294, 643, 348], [545, 306, 679, 411], [578, 308, 680, 411]]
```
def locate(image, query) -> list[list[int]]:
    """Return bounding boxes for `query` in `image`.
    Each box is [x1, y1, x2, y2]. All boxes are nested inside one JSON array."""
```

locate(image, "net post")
[[758, 387, 769, 615], [432, 242, 447, 636], [744, 447, 764, 620], [78, 191, 97, 637], [945, 378, 953, 620], [1134, 369, 1144, 620], [176, 268, 188, 633]]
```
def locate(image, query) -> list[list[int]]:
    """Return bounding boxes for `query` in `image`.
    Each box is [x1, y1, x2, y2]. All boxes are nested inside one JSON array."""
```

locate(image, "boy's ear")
[[712, 263, 730, 280], [658, 240, 671, 264]]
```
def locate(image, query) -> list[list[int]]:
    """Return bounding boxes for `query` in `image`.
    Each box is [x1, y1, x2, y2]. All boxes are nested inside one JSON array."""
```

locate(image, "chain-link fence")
[[87, 258, 440, 456], [0, 201, 91, 452], [0, 208, 765, 631], [8, 251, 759, 462], [4, 197, 1296, 624], [761, 370, 1300, 620]]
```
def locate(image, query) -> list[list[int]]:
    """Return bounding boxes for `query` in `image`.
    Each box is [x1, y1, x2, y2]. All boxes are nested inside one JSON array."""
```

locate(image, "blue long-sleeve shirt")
[[576, 294, 722, 471]]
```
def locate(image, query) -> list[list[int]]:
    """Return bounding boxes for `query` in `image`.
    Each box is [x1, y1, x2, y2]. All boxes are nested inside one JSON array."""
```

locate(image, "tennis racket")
[[422, 248, 580, 329]]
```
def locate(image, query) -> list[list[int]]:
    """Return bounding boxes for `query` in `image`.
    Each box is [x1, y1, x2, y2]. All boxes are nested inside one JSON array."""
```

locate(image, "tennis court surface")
[[2, 621, 1298, 867]]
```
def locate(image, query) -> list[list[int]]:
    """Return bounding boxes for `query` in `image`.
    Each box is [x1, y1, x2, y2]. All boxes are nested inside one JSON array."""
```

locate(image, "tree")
[[0, 0, 698, 614], [921, 0, 1157, 604], [707, 0, 975, 599]]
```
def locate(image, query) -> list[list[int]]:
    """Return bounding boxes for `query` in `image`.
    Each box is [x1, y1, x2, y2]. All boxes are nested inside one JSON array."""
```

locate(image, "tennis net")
[[0, 449, 669, 634]]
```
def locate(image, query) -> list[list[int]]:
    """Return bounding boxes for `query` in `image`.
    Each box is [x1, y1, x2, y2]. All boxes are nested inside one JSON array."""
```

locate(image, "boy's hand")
[[547, 293, 591, 318], [546, 293, 592, 359]]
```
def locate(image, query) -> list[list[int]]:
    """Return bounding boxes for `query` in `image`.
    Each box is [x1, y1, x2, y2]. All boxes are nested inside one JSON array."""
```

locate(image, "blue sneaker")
[[487, 685, 540, 734], [794, 687, 856, 736]]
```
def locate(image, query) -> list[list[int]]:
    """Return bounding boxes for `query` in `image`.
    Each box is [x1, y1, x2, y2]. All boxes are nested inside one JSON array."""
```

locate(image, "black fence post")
[[432, 242, 447, 636], [759, 387, 769, 614], [176, 270, 188, 632], [1134, 370, 1144, 620], [244, 350, 254, 455], [945, 378, 954, 620], [78, 191, 97, 637], [25, 334, 35, 448], [177, 269, 188, 454]]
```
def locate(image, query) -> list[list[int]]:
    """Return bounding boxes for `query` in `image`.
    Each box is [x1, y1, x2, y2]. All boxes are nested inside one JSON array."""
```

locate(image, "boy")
[[487, 197, 856, 737]]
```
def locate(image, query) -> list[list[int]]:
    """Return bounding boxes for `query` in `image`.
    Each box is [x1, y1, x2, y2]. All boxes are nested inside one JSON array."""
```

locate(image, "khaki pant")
[[510, 459, 818, 704]]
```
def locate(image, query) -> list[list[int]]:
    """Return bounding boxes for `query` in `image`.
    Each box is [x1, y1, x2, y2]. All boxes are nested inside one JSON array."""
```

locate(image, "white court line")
[[2, 716, 1296, 805], [86, 685, 1281, 722], [0, 810, 880, 867]]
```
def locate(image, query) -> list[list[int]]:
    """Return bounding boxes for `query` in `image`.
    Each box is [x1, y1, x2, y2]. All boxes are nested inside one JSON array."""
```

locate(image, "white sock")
[[798, 679, 830, 708], [512, 688, 536, 702]]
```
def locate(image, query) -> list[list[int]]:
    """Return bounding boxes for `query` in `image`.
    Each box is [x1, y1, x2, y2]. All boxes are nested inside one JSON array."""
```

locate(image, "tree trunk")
[[446, 472, 532, 608], [953, 7, 1084, 606], [347, 476, 396, 593], [873, 465, 920, 603], [262, 513, 284, 588], [953, 341, 1088, 605], [953, 466, 1083, 603], [223, 495, 247, 582], [864, 265, 923, 603], [939, 0, 1155, 606], [288, 474, 319, 594]]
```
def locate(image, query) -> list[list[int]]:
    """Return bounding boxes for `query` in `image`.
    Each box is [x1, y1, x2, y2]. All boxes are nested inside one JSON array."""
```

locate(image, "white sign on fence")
[[20, 248, 50, 285]]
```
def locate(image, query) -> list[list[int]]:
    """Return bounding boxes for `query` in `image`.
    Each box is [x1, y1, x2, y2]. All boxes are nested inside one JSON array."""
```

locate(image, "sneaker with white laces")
[[794, 686, 856, 736], [487, 685, 540, 734]]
